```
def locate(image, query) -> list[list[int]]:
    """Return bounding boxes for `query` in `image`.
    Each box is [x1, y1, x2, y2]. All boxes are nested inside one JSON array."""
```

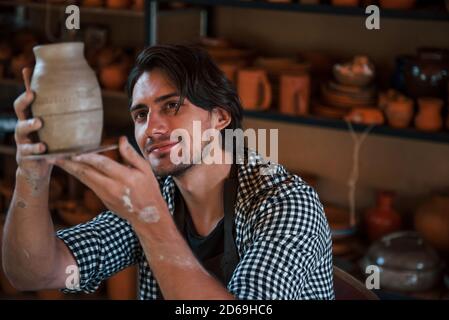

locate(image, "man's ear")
[[211, 107, 232, 131]]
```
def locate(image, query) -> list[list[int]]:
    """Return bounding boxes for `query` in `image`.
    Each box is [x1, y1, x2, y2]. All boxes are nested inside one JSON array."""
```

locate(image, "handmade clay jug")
[[414, 97, 443, 132], [237, 69, 272, 110], [364, 191, 402, 242], [415, 192, 449, 252], [384, 96, 414, 128], [31, 42, 103, 153], [279, 73, 310, 116]]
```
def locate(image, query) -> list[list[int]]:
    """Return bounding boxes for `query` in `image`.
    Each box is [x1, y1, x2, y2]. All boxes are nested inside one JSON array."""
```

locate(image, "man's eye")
[[134, 110, 148, 121], [166, 102, 180, 110]]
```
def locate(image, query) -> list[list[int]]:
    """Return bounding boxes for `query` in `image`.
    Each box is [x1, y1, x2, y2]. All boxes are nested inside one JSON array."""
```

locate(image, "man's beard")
[[154, 162, 194, 178]]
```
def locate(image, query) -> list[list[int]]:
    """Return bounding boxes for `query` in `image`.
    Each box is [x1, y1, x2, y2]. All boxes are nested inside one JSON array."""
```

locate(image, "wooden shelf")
[[244, 110, 449, 145], [0, 1, 145, 18], [1, 78, 449, 144], [156, 0, 449, 22]]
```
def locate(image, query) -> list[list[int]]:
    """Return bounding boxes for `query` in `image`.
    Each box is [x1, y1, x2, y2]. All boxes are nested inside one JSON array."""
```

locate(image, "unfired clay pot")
[[31, 42, 103, 153]]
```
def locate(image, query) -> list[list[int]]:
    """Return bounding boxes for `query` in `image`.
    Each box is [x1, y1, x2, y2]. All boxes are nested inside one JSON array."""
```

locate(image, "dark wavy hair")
[[127, 45, 243, 138]]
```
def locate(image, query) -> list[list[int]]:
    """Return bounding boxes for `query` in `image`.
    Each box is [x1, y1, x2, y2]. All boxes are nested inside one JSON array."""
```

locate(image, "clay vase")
[[331, 0, 359, 6], [415, 193, 449, 252], [385, 97, 414, 128], [106, 0, 131, 9], [107, 265, 138, 300], [279, 73, 310, 116], [31, 42, 103, 153], [82, 0, 103, 7], [380, 0, 416, 9], [364, 191, 402, 242], [100, 63, 128, 91], [133, 0, 144, 10], [414, 97, 443, 132], [404, 47, 449, 99], [237, 69, 272, 110]]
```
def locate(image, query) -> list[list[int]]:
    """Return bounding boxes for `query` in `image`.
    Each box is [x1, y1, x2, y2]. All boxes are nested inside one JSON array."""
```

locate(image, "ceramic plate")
[[23, 144, 118, 161]]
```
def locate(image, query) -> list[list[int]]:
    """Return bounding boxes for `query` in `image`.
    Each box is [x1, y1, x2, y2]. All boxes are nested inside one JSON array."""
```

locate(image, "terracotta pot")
[[364, 191, 402, 242], [100, 63, 128, 91], [384, 96, 414, 128], [380, 0, 416, 9], [345, 107, 384, 125], [107, 265, 137, 300], [133, 0, 144, 10], [255, 57, 310, 77], [331, 0, 359, 6], [206, 47, 253, 66], [31, 42, 103, 153], [96, 46, 124, 70], [106, 0, 131, 9], [279, 73, 310, 116], [237, 69, 272, 110], [82, 0, 103, 7], [414, 97, 443, 132], [415, 193, 449, 252]]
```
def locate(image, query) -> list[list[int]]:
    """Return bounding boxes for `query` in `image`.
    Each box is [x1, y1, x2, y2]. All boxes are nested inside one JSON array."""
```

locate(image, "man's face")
[[130, 69, 216, 177]]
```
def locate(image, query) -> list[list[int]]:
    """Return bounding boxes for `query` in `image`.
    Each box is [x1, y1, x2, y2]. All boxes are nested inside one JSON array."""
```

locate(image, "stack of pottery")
[[379, 89, 414, 129], [255, 57, 311, 115], [199, 37, 253, 84], [95, 46, 132, 91], [317, 56, 380, 123]]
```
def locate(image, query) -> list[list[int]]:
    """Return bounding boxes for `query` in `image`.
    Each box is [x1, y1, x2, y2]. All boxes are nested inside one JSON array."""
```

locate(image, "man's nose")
[[145, 110, 168, 138]]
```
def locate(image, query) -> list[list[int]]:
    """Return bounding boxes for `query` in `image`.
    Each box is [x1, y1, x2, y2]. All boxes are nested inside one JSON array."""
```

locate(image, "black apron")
[[155, 164, 240, 299]]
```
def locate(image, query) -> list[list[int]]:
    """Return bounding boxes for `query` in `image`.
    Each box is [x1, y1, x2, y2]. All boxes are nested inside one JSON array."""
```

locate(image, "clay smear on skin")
[[25, 173, 47, 197], [138, 206, 160, 224], [122, 187, 134, 212], [156, 254, 197, 269]]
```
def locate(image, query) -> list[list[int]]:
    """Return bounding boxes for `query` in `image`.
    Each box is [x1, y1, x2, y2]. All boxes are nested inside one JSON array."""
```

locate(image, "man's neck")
[[173, 160, 232, 236]]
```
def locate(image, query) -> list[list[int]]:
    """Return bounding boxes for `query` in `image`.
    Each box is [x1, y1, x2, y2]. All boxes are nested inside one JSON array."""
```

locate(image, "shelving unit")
[[0, 1, 145, 18], [156, 0, 449, 22]]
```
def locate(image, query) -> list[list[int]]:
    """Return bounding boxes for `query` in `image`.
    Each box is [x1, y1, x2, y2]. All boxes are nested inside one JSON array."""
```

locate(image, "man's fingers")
[[15, 118, 42, 143], [13, 91, 35, 121], [18, 142, 46, 156], [54, 158, 114, 193], [118, 136, 150, 173], [71, 153, 131, 181]]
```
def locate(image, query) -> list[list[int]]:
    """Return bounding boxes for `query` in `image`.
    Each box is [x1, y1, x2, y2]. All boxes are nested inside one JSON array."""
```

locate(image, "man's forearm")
[[132, 209, 235, 300], [2, 169, 59, 290]]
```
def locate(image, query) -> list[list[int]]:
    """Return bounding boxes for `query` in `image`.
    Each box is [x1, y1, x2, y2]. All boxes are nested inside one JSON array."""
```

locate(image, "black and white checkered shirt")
[[56, 150, 335, 299]]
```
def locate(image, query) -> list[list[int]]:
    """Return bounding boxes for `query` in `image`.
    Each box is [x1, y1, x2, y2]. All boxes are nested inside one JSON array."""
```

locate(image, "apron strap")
[[221, 164, 240, 285]]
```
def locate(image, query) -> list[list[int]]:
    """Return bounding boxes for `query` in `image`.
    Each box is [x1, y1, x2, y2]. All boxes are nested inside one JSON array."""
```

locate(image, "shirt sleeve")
[[227, 182, 334, 300], [56, 211, 141, 294]]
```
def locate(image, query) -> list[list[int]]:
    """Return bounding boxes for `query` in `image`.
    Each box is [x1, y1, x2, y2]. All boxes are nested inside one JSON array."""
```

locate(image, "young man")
[[2, 45, 334, 300]]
